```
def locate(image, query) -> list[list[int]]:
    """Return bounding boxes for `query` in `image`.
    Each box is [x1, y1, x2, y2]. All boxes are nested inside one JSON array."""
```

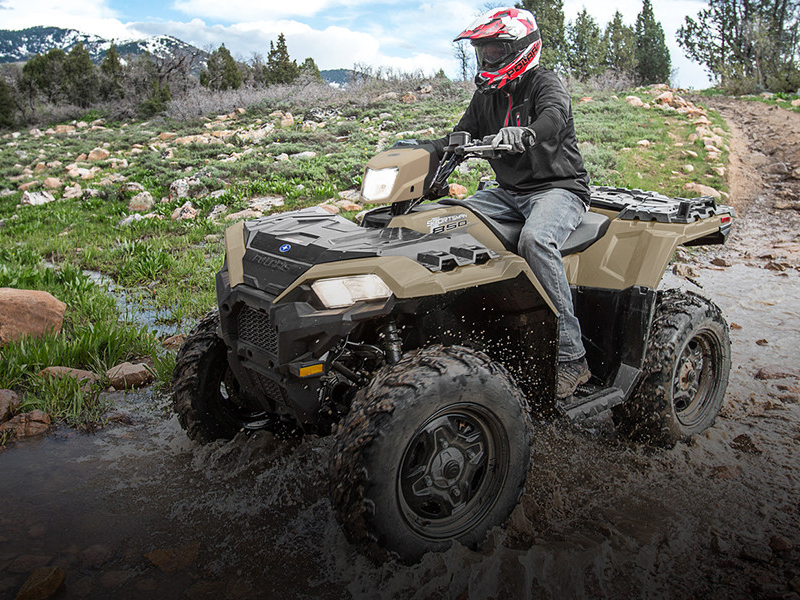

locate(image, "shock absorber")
[[379, 321, 403, 365]]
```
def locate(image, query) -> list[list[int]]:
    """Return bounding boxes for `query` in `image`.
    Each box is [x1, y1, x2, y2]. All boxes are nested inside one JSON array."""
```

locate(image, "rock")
[[87, 148, 110, 161], [172, 201, 197, 221], [319, 203, 340, 214], [291, 151, 317, 160], [755, 366, 798, 380], [710, 465, 741, 480], [683, 164, 695, 173], [279, 113, 294, 128], [128, 192, 155, 212], [683, 182, 721, 199], [402, 92, 418, 104], [711, 257, 732, 267], [756, 338, 769, 346], [161, 334, 186, 351], [373, 92, 398, 102], [158, 132, 177, 141], [739, 542, 773, 563], [54, 125, 75, 134], [625, 96, 644, 108], [14, 566, 65, 600], [336, 201, 362, 212], [0, 390, 20, 423], [765, 162, 789, 175], [20, 191, 56, 206], [105, 362, 154, 389], [275, 153, 289, 162], [0, 288, 66, 346], [637, 139, 651, 148], [249, 196, 284, 211], [144, 542, 200, 573], [207, 204, 227, 220], [79, 544, 113, 568], [62, 184, 82, 199], [730, 433, 764, 454], [578, 96, 593, 104], [654, 91, 674, 105], [99, 571, 135, 588], [673, 263, 699, 278], [0, 410, 52, 438], [42, 177, 62, 191], [769, 535, 793, 552], [448, 183, 468, 199], [225, 208, 263, 221], [121, 182, 145, 193], [118, 214, 144, 227], [39, 367, 97, 389], [169, 177, 208, 201]]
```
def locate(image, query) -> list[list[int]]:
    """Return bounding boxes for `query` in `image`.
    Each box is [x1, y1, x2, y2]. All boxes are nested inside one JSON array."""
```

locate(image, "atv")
[[172, 131, 734, 562]]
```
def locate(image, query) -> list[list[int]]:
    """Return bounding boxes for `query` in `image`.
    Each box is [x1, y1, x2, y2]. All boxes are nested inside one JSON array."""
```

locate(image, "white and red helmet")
[[454, 7, 541, 93]]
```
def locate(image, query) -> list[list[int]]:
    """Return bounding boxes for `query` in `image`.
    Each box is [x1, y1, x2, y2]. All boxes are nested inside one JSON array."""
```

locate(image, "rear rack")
[[590, 186, 734, 224]]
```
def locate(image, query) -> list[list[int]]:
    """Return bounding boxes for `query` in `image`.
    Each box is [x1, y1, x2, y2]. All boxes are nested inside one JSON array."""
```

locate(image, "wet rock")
[[14, 566, 65, 600], [0, 390, 20, 423], [70, 576, 93, 597], [0, 410, 52, 439], [38, 367, 97, 391], [711, 257, 733, 267], [756, 338, 770, 346], [769, 535, 794, 552], [755, 366, 798, 380], [105, 363, 154, 390], [79, 544, 113, 568], [20, 191, 56, 206], [172, 201, 198, 221], [739, 542, 773, 563], [0, 289, 66, 346], [87, 148, 110, 161], [162, 334, 186, 351], [128, 192, 154, 212], [144, 542, 200, 573], [449, 183, 468, 199], [730, 433, 764, 454]]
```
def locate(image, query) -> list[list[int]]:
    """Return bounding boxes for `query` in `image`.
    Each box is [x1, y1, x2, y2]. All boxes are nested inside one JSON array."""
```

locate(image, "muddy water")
[[2, 258, 799, 600]]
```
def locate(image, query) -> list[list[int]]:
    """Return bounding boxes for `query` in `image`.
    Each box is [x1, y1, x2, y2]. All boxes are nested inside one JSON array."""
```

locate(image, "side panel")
[[563, 215, 726, 290], [389, 205, 508, 253]]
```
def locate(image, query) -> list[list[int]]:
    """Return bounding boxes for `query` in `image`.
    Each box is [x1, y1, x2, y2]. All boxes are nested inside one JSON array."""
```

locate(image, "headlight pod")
[[311, 274, 393, 309], [361, 167, 398, 202]]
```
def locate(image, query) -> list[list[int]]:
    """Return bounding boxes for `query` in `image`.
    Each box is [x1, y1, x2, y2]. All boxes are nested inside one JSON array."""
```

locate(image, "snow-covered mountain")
[[0, 26, 205, 64]]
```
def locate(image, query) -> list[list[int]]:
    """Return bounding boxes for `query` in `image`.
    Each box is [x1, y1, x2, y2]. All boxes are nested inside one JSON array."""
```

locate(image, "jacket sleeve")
[[527, 71, 570, 143]]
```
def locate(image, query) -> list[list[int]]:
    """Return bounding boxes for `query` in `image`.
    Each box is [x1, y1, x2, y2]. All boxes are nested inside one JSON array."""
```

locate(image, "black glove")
[[491, 127, 535, 153]]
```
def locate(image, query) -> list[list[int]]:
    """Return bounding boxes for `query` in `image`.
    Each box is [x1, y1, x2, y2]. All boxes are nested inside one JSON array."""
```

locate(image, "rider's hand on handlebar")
[[491, 127, 535, 153]]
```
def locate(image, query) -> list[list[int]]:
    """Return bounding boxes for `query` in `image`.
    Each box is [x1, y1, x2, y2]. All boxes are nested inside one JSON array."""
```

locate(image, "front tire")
[[172, 310, 268, 443], [329, 345, 532, 563], [612, 290, 731, 446]]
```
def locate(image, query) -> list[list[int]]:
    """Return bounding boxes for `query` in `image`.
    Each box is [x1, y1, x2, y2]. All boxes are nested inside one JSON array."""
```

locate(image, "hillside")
[[0, 25, 206, 64]]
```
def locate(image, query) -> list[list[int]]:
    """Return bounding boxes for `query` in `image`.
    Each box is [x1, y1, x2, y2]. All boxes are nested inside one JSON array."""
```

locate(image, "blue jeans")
[[467, 187, 587, 362]]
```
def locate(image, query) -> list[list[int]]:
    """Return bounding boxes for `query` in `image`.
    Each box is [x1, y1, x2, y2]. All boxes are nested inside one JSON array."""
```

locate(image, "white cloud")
[[1, 0, 132, 39], [170, 0, 394, 21]]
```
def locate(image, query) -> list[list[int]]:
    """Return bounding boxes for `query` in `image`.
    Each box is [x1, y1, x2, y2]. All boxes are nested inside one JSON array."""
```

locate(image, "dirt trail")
[[1, 99, 799, 600]]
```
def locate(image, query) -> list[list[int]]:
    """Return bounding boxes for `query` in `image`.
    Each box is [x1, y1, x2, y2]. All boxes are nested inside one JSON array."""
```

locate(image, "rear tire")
[[172, 310, 267, 443], [329, 345, 532, 563], [612, 290, 731, 446]]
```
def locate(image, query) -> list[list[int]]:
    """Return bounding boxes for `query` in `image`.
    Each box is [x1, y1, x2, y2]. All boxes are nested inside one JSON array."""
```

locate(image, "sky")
[[0, 0, 714, 89]]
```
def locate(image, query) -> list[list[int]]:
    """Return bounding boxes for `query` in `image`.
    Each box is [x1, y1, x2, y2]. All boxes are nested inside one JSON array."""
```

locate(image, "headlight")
[[361, 167, 398, 202], [311, 275, 393, 309]]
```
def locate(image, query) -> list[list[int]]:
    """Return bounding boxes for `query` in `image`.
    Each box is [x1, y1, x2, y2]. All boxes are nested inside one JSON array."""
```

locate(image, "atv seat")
[[439, 199, 611, 256]]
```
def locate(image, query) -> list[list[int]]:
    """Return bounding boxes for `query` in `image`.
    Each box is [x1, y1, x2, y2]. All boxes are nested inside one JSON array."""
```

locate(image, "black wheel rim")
[[397, 403, 509, 540], [215, 364, 267, 425], [672, 329, 722, 428]]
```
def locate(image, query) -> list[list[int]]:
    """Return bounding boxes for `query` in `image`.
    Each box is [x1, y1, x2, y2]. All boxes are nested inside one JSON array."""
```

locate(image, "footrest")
[[558, 387, 625, 422]]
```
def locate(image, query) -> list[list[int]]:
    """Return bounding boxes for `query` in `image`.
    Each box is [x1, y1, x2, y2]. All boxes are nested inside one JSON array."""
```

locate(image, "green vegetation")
[[0, 81, 729, 429]]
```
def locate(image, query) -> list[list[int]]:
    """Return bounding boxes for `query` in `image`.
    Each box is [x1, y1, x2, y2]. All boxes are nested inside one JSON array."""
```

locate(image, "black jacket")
[[435, 68, 590, 203]]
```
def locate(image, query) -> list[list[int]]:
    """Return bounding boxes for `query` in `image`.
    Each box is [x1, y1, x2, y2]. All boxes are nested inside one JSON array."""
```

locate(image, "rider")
[[431, 7, 592, 399]]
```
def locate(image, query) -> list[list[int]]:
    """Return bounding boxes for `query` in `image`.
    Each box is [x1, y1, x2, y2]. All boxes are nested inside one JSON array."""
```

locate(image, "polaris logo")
[[279, 244, 291, 253]]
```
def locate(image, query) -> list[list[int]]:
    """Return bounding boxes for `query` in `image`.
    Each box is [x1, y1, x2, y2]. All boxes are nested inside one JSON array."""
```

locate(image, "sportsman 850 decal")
[[427, 213, 468, 234]]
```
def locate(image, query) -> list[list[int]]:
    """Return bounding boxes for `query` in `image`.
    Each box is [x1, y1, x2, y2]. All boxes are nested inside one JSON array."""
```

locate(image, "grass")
[[0, 82, 733, 431]]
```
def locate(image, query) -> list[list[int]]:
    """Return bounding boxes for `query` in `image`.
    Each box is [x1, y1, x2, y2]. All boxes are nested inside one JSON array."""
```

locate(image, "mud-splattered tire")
[[329, 345, 532, 563], [612, 290, 731, 446], [172, 310, 267, 443]]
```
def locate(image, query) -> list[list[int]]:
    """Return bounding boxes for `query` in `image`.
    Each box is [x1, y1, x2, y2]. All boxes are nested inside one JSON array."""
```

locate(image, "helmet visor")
[[473, 41, 515, 69]]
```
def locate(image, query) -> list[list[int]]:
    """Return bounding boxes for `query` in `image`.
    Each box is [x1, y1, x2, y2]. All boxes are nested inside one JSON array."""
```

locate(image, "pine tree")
[[604, 11, 637, 76], [265, 34, 300, 85], [635, 0, 671, 84], [0, 77, 16, 128], [516, 0, 568, 71], [567, 9, 606, 80], [200, 44, 243, 90], [299, 57, 323, 83], [63, 43, 99, 107], [100, 44, 125, 100], [20, 49, 66, 105]]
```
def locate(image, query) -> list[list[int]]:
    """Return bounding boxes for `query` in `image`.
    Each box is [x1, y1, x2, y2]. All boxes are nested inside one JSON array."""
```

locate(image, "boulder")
[[62, 184, 82, 200], [0, 389, 20, 423], [291, 151, 317, 160], [171, 201, 197, 221], [683, 182, 721, 199], [279, 113, 295, 128], [169, 177, 208, 201], [0, 410, 52, 438], [20, 191, 56, 206], [225, 208, 263, 221], [448, 183, 468, 199], [87, 148, 110, 161], [128, 192, 155, 212], [105, 362, 154, 389], [39, 367, 97, 391], [14, 566, 65, 600], [402, 92, 418, 104], [206, 204, 227, 220], [0, 289, 66, 346], [42, 177, 62, 190], [625, 95, 644, 108]]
